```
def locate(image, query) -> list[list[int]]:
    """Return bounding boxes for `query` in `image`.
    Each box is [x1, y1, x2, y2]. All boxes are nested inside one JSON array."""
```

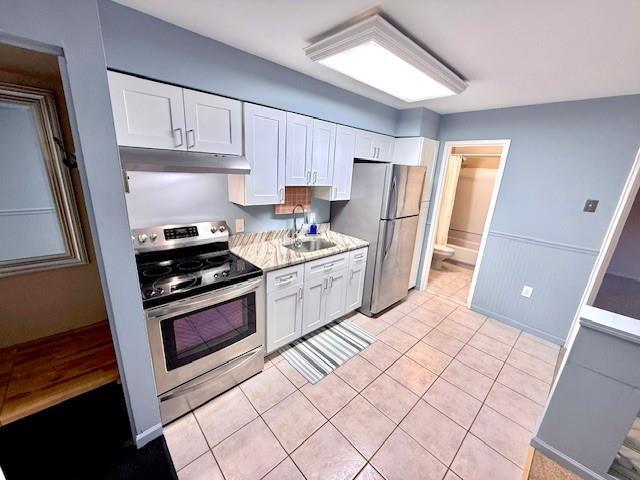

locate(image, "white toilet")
[[432, 244, 455, 270]]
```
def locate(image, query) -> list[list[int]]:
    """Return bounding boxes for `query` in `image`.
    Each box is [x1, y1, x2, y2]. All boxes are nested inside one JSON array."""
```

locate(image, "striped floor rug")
[[279, 320, 376, 384]]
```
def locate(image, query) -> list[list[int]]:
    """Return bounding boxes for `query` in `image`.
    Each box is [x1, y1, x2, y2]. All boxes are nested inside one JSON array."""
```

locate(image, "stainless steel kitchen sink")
[[283, 237, 336, 252]]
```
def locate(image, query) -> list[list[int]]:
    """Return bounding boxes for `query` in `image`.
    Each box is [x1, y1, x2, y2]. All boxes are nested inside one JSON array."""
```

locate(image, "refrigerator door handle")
[[383, 219, 396, 259]]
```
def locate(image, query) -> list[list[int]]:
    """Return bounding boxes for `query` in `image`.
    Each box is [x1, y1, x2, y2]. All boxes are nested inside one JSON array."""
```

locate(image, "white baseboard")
[[135, 422, 163, 448]]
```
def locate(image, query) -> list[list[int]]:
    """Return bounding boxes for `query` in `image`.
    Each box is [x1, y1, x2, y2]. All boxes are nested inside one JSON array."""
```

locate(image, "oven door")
[[146, 276, 265, 395]]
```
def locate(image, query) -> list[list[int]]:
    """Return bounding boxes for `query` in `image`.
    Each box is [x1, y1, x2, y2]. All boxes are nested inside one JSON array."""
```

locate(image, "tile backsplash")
[[274, 187, 312, 215]]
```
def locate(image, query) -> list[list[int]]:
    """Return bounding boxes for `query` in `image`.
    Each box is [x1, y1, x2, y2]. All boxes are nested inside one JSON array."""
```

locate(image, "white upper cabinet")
[[183, 89, 242, 155], [311, 119, 336, 186], [354, 129, 395, 161], [285, 112, 313, 186], [375, 135, 395, 162], [108, 72, 242, 155], [330, 125, 356, 201], [285, 115, 336, 187], [108, 71, 186, 150], [228, 103, 286, 205]]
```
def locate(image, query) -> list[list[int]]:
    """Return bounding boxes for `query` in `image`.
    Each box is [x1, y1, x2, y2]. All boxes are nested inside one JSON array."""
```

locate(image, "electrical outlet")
[[583, 199, 599, 213], [235, 218, 245, 233], [521, 285, 533, 298]]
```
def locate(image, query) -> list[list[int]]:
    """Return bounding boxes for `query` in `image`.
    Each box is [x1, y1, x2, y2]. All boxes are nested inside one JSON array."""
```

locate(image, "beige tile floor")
[[166, 288, 561, 480], [427, 261, 474, 305]]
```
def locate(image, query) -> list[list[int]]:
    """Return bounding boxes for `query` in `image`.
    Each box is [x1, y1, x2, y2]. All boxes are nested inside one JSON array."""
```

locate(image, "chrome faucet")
[[290, 204, 306, 239]]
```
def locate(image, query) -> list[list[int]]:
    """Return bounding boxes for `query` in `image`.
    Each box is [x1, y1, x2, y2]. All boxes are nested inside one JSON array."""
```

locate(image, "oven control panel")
[[132, 221, 229, 254], [164, 226, 199, 240]]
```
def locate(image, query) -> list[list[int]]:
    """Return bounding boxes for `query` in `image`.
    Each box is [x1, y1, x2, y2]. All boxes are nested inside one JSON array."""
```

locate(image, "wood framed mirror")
[[0, 82, 87, 277]]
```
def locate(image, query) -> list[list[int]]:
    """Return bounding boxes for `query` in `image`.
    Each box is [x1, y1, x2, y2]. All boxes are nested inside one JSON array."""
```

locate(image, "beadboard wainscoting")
[[470, 232, 598, 344]]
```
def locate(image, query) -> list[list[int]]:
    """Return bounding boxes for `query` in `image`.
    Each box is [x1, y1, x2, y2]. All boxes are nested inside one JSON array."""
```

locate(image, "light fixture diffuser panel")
[[306, 15, 466, 103]]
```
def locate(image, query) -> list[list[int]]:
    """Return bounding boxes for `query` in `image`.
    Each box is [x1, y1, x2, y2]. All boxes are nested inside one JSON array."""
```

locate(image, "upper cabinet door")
[[354, 130, 376, 160], [108, 71, 186, 150], [332, 125, 356, 201], [244, 103, 286, 205], [285, 112, 313, 186], [183, 89, 242, 155], [311, 119, 336, 186], [375, 135, 395, 162]]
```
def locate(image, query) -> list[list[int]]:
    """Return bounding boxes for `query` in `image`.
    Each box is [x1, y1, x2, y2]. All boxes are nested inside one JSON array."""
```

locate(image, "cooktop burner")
[[132, 221, 262, 309]]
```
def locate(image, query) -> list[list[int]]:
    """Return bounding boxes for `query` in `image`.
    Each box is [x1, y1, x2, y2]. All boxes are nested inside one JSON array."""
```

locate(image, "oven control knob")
[[222, 271, 228, 277], [138, 234, 148, 243], [214, 273, 219, 278], [149, 233, 158, 241], [218, 226, 226, 233]]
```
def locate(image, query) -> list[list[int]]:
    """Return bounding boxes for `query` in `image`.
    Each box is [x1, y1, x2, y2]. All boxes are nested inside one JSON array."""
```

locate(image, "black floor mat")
[[0, 383, 177, 480]]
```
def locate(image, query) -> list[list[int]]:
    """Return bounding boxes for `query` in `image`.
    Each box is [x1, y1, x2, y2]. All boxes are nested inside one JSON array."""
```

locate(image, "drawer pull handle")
[[323, 263, 335, 270], [298, 287, 303, 300], [277, 274, 295, 285]]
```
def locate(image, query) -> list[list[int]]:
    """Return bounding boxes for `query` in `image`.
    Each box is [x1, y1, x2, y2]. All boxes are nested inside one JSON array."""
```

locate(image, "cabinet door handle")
[[279, 187, 285, 203], [306, 170, 311, 184], [312, 170, 318, 184], [298, 286, 303, 300], [332, 186, 337, 199], [173, 128, 184, 147], [186, 129, 195, 149], [329, 275, 334, 288], [323, 277, 328, 290], [350, 269, 355, 279]]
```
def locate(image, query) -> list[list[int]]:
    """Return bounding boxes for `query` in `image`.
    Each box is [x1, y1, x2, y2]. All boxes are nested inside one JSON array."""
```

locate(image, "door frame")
[[418, 139, 511, 309], [564, 145, 640, 345]]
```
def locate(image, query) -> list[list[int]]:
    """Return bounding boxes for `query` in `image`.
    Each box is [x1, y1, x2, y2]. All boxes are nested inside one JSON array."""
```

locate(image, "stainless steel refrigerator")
[[331, 163, 426, 316]]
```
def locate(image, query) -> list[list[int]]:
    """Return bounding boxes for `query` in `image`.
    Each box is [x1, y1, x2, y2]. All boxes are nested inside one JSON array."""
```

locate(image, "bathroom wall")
[[449, 159, 499, 252], [606, 192, 640, 281], [435, 95, 640, 343], [0, 44, 107, 347]]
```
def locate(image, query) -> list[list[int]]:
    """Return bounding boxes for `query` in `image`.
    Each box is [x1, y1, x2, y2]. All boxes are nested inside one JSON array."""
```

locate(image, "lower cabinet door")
[[302, 276, 326, 336], [345, 261, 365, 311], [325, 269, 348, 323], [266, 284, 303, 353]]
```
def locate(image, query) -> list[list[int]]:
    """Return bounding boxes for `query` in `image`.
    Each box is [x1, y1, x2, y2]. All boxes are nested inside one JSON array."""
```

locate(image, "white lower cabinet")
[[345, 249, 367, 311], [265, 247, 368, 353], [301, 276, 326, 336]]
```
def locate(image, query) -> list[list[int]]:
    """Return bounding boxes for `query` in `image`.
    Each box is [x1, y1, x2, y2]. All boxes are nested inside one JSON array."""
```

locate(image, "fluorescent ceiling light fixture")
[[305, 15, 466, 102]]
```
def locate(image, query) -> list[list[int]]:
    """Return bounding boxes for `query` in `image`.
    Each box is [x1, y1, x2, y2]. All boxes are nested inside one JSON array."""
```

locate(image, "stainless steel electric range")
[[132, 220, 264, 424]]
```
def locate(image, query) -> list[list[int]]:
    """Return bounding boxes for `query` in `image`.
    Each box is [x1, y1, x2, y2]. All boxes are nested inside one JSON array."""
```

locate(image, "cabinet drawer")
[[267, 264, 304, 293], [349, 248, 368, 267], [304, 252, 348, 280]]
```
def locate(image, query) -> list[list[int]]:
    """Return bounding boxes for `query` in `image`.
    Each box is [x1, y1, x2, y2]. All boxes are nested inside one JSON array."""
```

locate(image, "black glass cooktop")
[[136, 246, 262, 309]]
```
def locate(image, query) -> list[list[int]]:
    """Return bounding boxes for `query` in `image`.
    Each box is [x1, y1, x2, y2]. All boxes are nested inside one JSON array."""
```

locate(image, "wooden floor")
[[0, 321, 119, 426]]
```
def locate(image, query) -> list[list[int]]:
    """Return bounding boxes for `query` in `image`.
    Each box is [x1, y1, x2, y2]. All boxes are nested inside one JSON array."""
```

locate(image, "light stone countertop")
[[230, 230, 368, 272]]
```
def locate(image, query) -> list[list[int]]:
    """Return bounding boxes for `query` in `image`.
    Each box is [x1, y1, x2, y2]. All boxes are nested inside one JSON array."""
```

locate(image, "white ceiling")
[[113, 0, 640, 114]]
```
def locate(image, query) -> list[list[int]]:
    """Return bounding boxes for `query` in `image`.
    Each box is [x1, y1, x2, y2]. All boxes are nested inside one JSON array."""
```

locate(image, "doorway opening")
[[420, 140, 510, 307]]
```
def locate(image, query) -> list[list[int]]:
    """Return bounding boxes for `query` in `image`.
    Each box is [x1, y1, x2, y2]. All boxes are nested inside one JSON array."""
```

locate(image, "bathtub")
[[447, 230, 481, 266]]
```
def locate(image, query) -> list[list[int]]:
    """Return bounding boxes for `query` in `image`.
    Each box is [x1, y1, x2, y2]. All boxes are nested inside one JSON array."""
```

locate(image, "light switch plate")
[[521, 285, 533, 298], [235, 218, 245, 233], [584, 199, 599, 213]]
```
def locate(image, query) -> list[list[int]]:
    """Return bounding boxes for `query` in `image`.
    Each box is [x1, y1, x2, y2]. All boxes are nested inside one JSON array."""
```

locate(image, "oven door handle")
[[159, 348, 261, 401], [147, 277, 263, 320]]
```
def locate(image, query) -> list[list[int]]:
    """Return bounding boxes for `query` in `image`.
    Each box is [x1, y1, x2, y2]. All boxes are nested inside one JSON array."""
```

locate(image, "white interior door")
[[244, 103, 286, 205], [332, 126, 356, 200], [311, 119, 336, 186], [285, 112, 313, 186], [108, 71, 186, 150], [183, 89, 242, 155]]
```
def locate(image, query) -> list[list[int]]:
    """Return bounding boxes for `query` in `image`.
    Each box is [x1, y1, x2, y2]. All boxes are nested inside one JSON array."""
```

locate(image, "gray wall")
[[435, 95, 640, 343], [0, 0, 161, 445], [396, 107, 441, 139], [98, 0, 401, 136], [125, 172, 330, 231]]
